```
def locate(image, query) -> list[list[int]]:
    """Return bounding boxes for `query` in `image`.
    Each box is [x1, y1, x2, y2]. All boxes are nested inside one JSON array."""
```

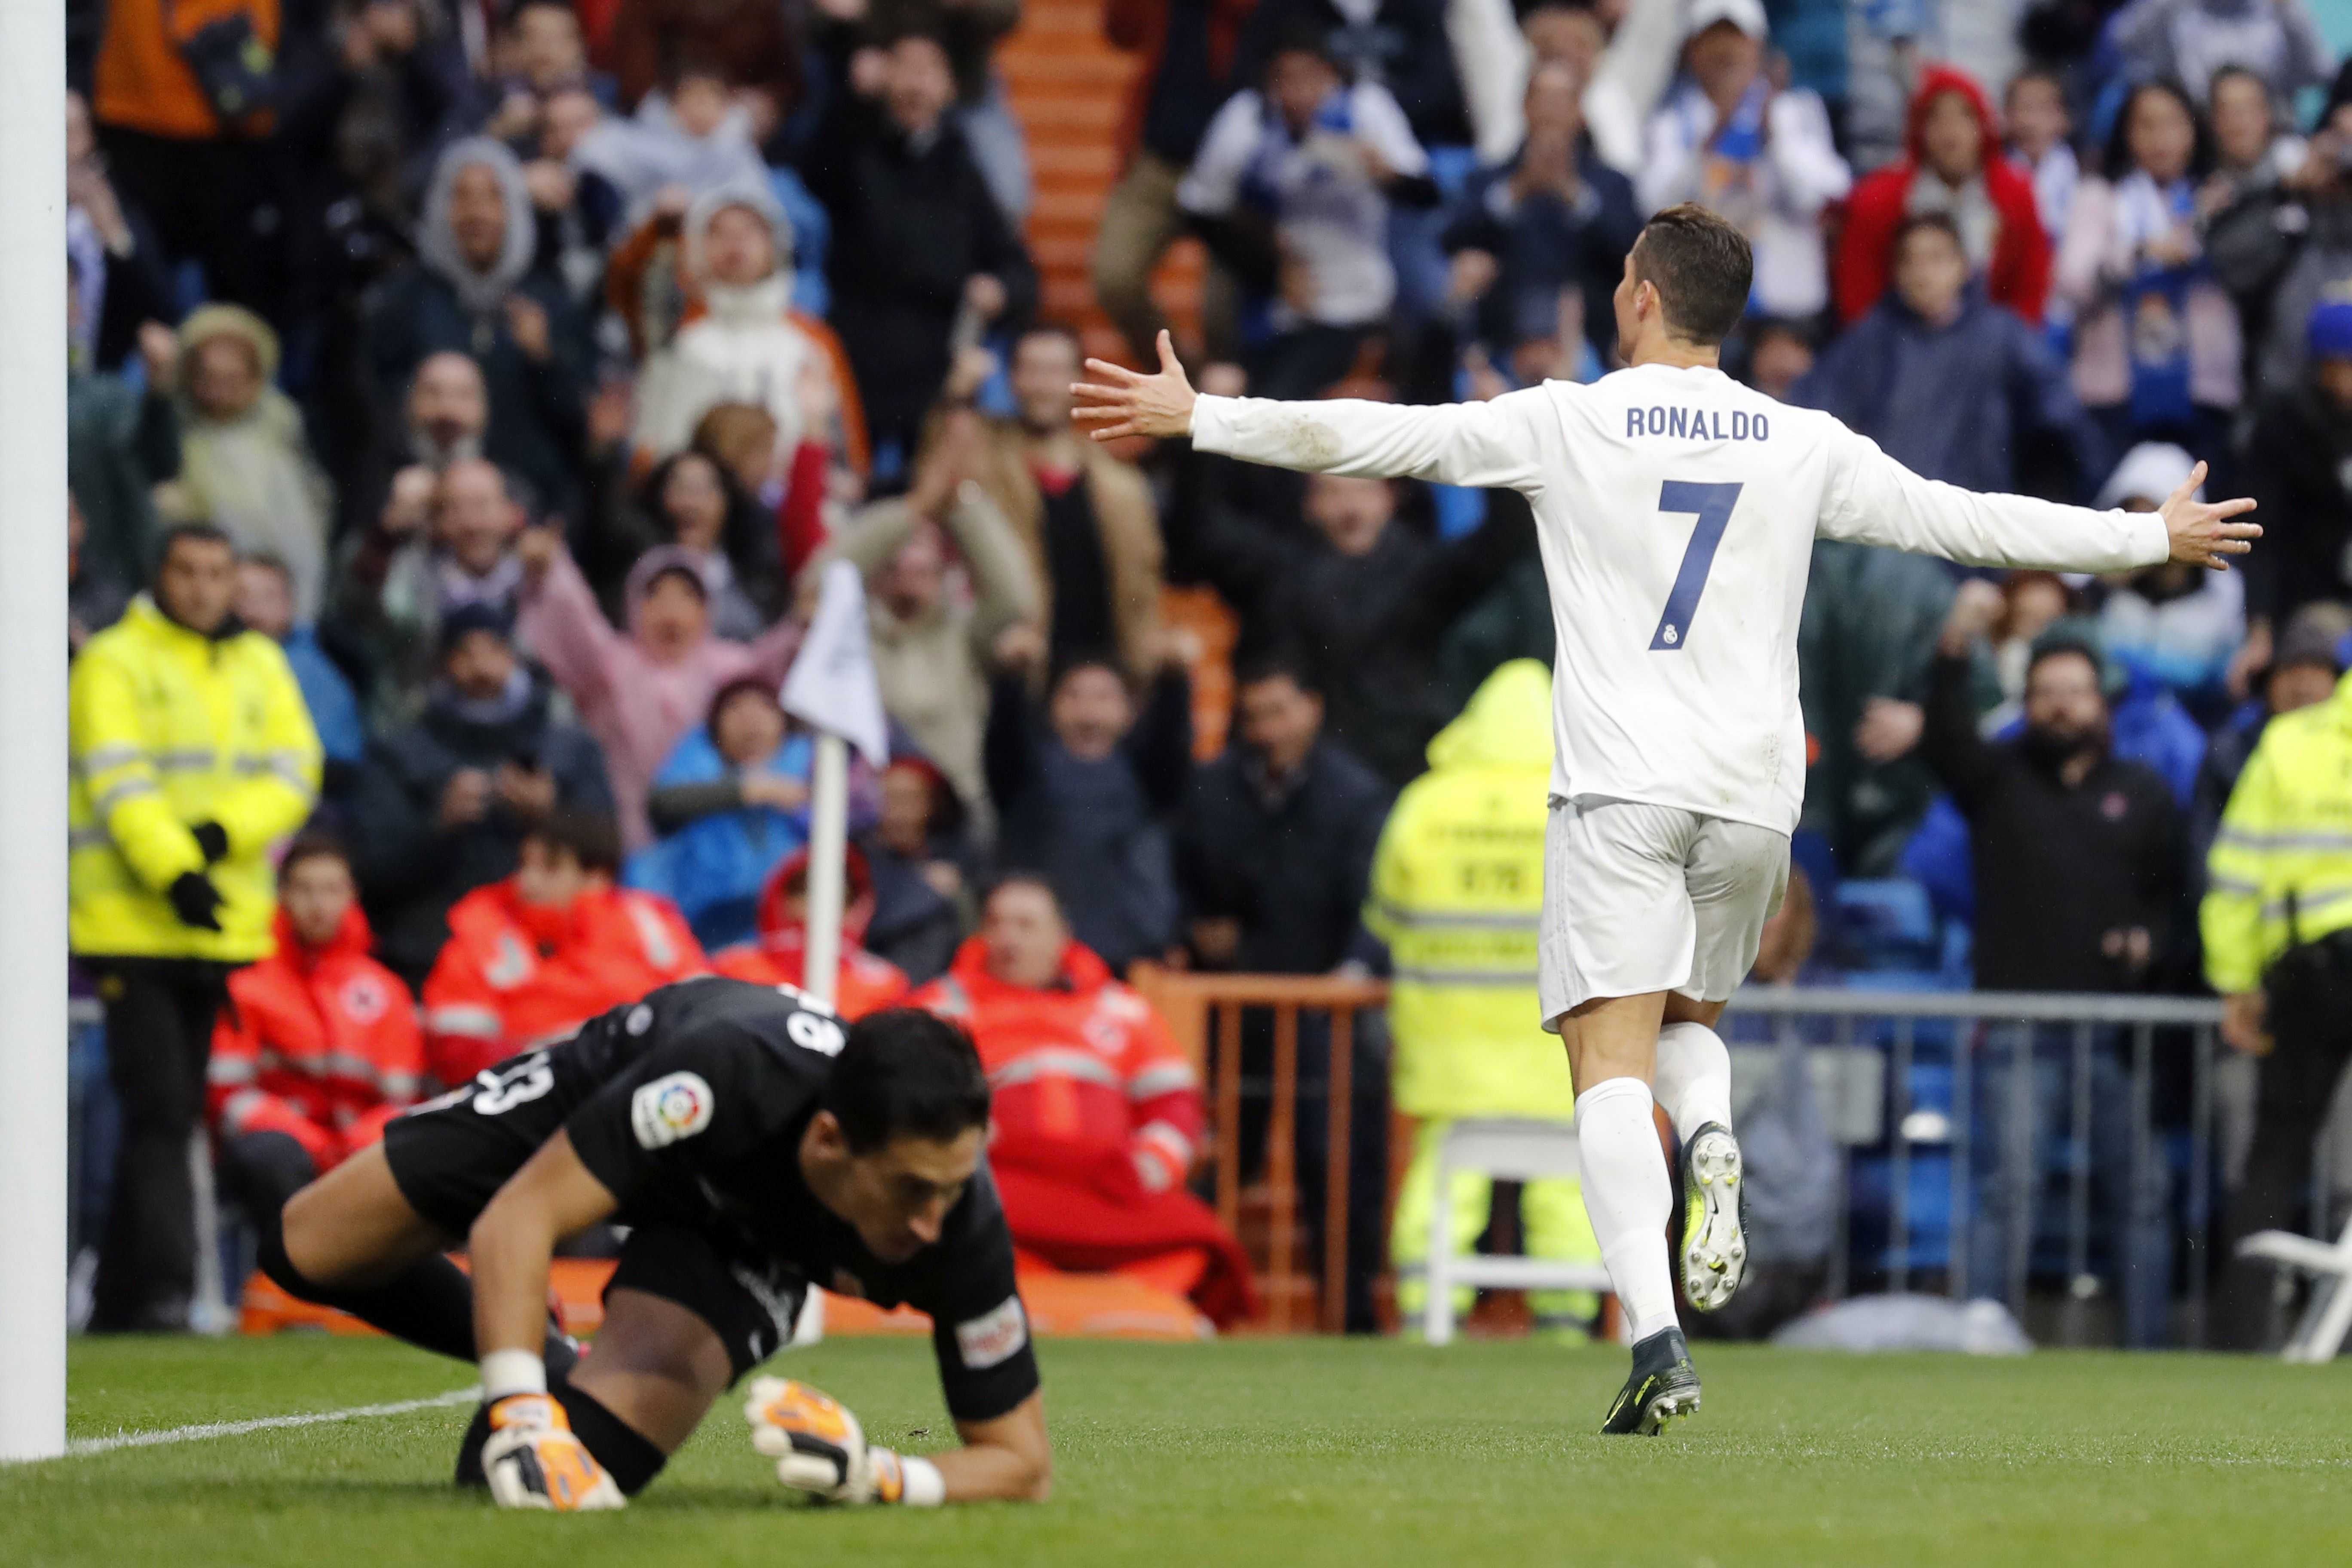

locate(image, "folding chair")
[[1423, 1119, 1615, 1346], [2236, 1215, 2352, 1363]]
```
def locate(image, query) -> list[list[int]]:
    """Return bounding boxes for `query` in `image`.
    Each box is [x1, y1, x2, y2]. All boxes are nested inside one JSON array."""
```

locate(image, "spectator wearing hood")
[[2053, 79, 2240, 456], [628, 182, 869, 472], [336, 457, 536, 726], [420, 810, 703, 1086], [859, 754, 977, 985], [913, 876, 1257, 1328], [605, 449, 775, 638], [2238, 299, 2352, 682], [346, 603, 614, 990], [164, 305, 336, 622], [515, 528, 802, 851], [625, 678, 873, 949], [1638, 0, 1850, 322], [813, 409, 1039, 835], [365, 138, 590, 523], [206, 835, 423, 1234], [2096, 443, 2246, 719], [1835, 65, 2052, 328], [1797, 213, 2103, 499], [712, 846, 913, 1017], [805, 26, 1038, 468], [233, 553, 367, 792]]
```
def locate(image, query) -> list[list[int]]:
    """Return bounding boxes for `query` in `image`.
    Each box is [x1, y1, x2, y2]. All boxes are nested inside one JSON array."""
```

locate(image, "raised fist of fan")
[[480, 1394, 626, 1512], [1073, 331, 1197, 442], [2161, 460, 2260, 570], [744, 1377, 909, 1504]]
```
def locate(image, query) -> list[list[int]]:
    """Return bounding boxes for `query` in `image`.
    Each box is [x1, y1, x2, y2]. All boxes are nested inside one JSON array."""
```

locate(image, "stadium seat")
[[1420, 1119, 1614, 1346], [2236, 1216, 2352, 1363]]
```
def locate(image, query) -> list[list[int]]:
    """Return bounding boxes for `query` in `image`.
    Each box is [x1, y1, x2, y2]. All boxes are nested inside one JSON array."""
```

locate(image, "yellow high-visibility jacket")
[[1365, 660, 1577, 1121], [70, 597, 322, 961], [2202, 670, 2352, 994]]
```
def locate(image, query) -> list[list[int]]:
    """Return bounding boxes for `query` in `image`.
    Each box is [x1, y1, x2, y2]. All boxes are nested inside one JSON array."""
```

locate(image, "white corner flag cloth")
[[781, 559, 890, 766]]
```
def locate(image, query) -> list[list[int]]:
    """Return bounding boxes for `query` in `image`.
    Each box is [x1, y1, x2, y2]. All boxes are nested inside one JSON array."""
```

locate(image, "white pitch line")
[[64, 1385, 480, 1456]]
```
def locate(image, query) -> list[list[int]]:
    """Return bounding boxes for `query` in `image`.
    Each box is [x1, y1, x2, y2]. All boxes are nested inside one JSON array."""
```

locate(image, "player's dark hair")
[[824, 1008, 992, 1153], [525, 809, 623, 876], [1629, 204, 1753, 347]]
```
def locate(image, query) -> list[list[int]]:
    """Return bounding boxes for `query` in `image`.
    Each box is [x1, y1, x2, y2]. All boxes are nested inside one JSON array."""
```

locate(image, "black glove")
[[190, 821, 229, 863], [168, 871, 224, 932]]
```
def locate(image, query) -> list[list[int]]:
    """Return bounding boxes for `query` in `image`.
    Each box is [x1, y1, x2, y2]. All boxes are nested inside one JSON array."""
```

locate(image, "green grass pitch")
[[5, 1334, 2349, 1566]]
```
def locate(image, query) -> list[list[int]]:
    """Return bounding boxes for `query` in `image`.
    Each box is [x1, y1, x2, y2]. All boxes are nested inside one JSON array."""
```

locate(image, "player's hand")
[[2159, 460, 2259, 570], [1073, 331, 1196, 441], [744, 1378, 910, 1504], [481, 1394, 627, 1512]]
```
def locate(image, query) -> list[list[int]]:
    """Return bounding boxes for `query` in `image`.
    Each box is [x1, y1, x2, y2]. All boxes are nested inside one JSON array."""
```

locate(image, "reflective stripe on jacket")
[[70, 596, 322, 961], [1365, 659, 1577, 1121], [2203, 670, 2352, 993]]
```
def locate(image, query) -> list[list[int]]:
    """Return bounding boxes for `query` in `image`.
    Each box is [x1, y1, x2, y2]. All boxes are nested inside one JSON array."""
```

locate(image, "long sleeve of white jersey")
[[1819, 424, 2168, 572], [1190, 368, 2175, 835]]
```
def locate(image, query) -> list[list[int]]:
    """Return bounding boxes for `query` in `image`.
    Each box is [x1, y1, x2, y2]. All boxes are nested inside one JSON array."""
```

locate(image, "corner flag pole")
[[780, 561, 888, 1012], [0, 0, 71, 1461]]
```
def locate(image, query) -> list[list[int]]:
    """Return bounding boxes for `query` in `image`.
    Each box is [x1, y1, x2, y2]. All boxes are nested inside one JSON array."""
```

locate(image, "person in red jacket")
[[711, 846, 913, 1018], [208, 834, 425, 1232], [1834, 66, 2051, 328], [914, 876, 1257, 1326], [420, 810, 705, 1087]]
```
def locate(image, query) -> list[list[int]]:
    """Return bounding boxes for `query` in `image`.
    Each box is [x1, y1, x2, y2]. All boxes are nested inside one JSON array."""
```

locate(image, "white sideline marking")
[[64, 1386, 480, 1456]]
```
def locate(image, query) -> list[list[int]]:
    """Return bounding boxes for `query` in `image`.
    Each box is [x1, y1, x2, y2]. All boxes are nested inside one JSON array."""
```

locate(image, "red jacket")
[[711, 845, 910, 1017], [421, 879, 706, 1086], [207, 906, 424, 1170], [914, 937, 1255, 1325], [1834, 66, 2051, 327]]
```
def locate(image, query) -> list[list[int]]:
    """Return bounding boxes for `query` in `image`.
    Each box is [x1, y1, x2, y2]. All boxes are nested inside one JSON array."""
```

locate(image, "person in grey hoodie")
[[363, 138, 589, 522]]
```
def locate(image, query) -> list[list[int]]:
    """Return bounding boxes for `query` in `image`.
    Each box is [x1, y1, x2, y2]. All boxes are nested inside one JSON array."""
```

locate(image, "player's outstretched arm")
[[940, 1391, 1053, 1502], [1072, 330, 1547, 492], [1822, 430, 2259, 573]]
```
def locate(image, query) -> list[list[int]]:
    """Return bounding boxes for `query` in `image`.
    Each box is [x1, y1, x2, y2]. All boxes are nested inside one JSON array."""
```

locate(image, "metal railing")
[[1721, 987, 2229, 1348]]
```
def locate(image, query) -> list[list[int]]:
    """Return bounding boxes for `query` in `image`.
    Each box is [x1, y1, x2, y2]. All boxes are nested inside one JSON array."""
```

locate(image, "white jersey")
[[1191, 364, 2170, 835]]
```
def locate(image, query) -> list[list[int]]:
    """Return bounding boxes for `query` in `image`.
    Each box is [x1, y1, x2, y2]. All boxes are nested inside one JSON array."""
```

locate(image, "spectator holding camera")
[[346, 604, 614, 990], [70, 522, 324, 1332]]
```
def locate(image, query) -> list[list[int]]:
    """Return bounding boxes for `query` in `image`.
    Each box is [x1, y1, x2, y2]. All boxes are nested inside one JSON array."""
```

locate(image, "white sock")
[[1653, 1021, 1734, 1142], [1574, 1076, 1678, 1344]]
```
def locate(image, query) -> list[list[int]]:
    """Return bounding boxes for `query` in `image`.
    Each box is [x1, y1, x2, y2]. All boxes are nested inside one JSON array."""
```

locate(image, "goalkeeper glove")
[[480, 1393, 626, 1513], [744, 1378, 937, 1505]]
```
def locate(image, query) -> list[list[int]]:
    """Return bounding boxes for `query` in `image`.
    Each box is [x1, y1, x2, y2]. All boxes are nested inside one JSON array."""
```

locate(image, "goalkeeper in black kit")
[[260, 976, 1051, 1510]]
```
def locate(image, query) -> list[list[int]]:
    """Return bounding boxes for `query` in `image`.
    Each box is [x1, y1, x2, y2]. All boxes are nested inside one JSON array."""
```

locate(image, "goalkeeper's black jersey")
[[555, 977, 1035, 1419]]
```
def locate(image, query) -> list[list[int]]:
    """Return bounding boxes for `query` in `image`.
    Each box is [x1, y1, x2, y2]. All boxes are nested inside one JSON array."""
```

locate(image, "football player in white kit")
[[1072, 203, 2258, 1434]]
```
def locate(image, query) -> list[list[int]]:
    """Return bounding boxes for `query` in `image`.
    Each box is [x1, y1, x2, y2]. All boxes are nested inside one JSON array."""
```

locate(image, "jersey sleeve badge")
[[954, 1295, 1029, 1369], [630, 1071, 716, 1150]]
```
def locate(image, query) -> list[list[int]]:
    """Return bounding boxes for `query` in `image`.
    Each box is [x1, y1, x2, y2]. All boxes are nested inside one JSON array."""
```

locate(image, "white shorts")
[[1538, 796, 1790, 1031]]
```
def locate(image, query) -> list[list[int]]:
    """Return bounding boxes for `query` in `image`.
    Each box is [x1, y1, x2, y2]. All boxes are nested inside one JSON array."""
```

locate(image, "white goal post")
[[0, 0, 70, 1463]]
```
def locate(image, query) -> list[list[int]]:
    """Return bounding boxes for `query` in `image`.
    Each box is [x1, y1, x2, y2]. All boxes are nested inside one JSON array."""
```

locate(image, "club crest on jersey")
[[630, 1071, 715, 1149], [1626, 406, 1768, 441], [338, 975, 389, 1024]]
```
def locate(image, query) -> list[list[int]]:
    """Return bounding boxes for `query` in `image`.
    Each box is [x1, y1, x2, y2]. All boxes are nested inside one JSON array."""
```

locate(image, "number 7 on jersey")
[[1649, 481, 1744, 651]]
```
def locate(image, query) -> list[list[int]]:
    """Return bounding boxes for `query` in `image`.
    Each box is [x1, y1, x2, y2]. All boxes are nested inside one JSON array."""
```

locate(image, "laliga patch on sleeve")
[[630, 1072, 715, 1150], [955, 1295, 1029, 1370]]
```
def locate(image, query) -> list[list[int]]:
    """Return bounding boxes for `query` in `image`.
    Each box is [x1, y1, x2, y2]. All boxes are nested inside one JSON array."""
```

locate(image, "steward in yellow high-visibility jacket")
[[70, 592, 322, 962], [1365, 660, 1599, 1336], [2202, 665, 2352, 1348]]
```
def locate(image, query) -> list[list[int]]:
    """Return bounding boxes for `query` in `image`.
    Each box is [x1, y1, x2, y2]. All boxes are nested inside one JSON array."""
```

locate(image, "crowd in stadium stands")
[[57, 0, 2352, 1343]]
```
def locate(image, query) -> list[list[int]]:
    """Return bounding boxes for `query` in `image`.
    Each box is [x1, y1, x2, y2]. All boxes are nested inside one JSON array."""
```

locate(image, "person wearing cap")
[[346, 600, 615, 991], [2190, 601, 2350, 875], [2096, 442, 2247, 718], [628, 182, 870, 474], [1637, 0, 1851, 322], [2203, 612, 2352, 1348], [2239, 296, 2352, 689]]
